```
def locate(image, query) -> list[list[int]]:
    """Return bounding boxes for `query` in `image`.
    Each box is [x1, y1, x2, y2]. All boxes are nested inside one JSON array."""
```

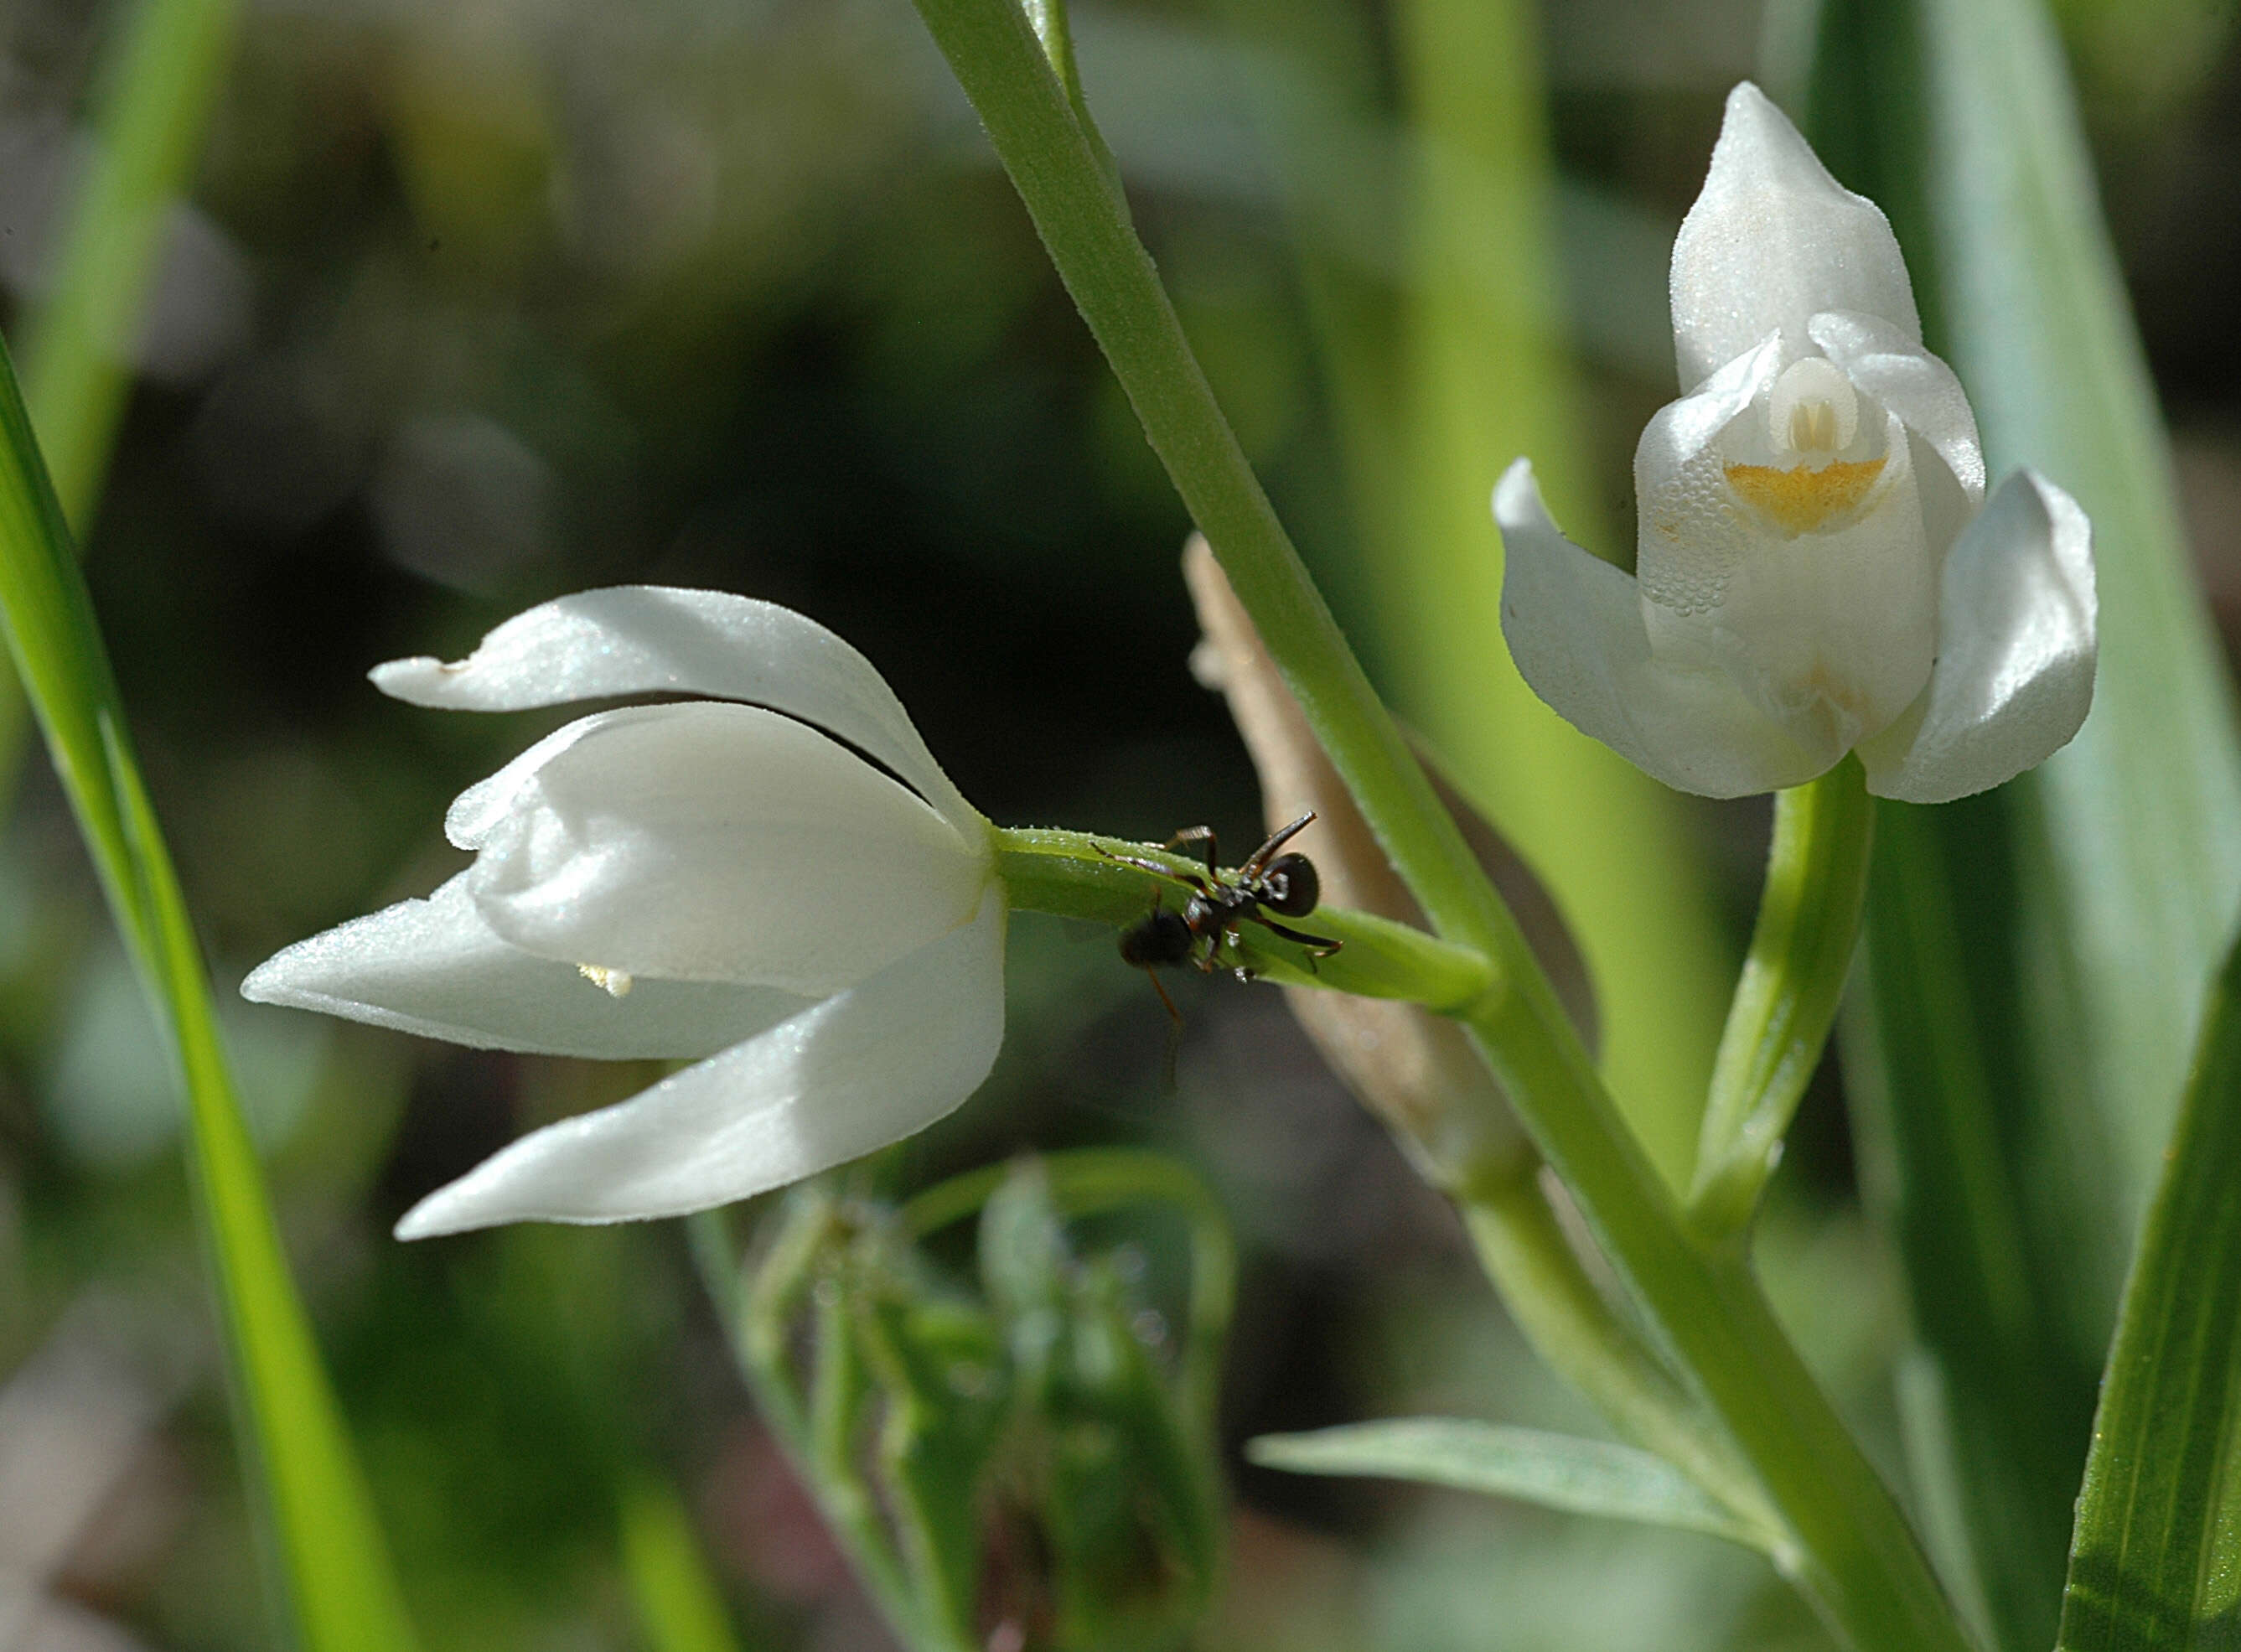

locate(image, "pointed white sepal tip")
[[1670, 80, 1919, 388], [369, 656, 453, 704], [389, 887, 1007, 1238], [1492, 456, 1540, 526]]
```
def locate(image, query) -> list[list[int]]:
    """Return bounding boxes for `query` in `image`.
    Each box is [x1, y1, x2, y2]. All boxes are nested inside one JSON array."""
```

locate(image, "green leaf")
[[618, 1475, 748, 1652], [1849, 800, 2099, 1652], [1802, 2, 2241, 1644], [1916, 0, 2241, 1240], [1248, 1420, 1767, 1549], [0, 331, 417, 1652], [22, 0, 242, 531], [2056, 924, 2241, 1650]]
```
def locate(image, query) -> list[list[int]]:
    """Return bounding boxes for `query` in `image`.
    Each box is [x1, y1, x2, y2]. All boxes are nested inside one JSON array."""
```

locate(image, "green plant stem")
[[1690, 757, 1876, 1235], [911, 5, 1965, 1645], [687, 1207, 960, 1652], [1455, 983, 1963, 1652], [997, 835, 1781, 1536], [915, 0, 1514, 969], [995, 827, 1493, 1007], [1459, 1156, 1778, 1541]]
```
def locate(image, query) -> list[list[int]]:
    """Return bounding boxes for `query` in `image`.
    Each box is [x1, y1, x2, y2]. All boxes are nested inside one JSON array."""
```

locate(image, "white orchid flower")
[[243, 587, 1005, 1238], [1496, 81, 2096, 802]]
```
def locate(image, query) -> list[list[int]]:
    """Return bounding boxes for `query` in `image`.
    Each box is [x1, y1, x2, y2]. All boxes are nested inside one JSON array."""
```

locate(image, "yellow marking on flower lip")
[[1723, 457, 1886, 536]]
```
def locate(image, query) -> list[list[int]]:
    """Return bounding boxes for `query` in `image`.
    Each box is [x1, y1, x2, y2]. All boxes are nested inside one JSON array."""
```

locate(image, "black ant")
[[1096, 813, 1343, 1031]]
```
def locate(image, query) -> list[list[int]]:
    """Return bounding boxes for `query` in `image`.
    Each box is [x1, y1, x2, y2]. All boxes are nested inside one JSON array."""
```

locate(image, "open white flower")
[[1496, 82, 2096, 802], [242, 587, 1005, 1238]]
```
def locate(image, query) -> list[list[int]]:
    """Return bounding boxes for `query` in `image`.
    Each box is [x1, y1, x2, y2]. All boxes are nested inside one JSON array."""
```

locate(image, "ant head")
[[1257, 852, 1320, 917], [1119, 907, 1195, 969]]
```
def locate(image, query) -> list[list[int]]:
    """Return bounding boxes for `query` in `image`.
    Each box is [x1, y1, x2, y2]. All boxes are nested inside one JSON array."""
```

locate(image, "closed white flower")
[[243, 587, 1004, 1238], [1497, 82, 2096, 801]]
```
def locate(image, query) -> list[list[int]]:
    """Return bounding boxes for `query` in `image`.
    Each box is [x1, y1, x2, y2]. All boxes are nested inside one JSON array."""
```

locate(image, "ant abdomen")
[[1119, 907, 1194, 970]]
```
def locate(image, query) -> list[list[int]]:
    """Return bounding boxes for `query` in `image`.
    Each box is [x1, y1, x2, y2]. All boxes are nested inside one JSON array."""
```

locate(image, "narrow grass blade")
[[23, 0, 242, 531], [619, 1475, 745, 1652], [0, 0, 246, 847], [2057, 923, 2241, 1650], [1248, 1419, 1767, 1549], [0, 332, 417, 1650]]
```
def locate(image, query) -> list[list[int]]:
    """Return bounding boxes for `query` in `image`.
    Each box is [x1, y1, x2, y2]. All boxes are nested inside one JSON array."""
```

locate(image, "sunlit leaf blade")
[[1804, 0, 2241, 1644], [1248, 1419, 1765, 1549], [0, 332, 417, 1651], [1849, 800, 2099, 1652], [1917, 0, 2241, 1234], [619, 1475, 746, 1652], [2057, 923, 2241, 1651]]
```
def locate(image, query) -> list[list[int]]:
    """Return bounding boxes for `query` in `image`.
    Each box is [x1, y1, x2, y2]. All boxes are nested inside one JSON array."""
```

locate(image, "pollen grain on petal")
[[1722, 457, 1886, 536], [578, 963, 634, 998]]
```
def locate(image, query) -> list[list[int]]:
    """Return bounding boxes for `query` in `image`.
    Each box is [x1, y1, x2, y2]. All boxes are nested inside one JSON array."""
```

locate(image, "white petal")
[[1861, 470, 2096, 804], [1633, 335, 1785, 618], [1496, 461, 1829, 798], [1810, 311, 1985, 505], [445, 717, 603, 850], [241, 873, 812, 1058], [1669, 83, 1919, 390], [393, 886, 1007, 1235], [370, 586, 984, 839], [465, 702, 991, 995]]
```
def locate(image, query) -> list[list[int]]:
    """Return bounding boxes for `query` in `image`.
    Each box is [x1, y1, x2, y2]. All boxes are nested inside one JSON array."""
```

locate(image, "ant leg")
[[1165, 825, 1219, 876], [1188, 918, 1241, 976], [1240, 811, 1317, 878], [1144, 970, 1184, 1092], [1146, 966, 1183, 1027], [1095, 843, 1208, 891], [1250, 914, 1343, 958]]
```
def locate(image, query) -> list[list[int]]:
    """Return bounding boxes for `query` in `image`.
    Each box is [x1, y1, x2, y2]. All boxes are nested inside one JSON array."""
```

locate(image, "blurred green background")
[[1, 0, 2237, 1646]]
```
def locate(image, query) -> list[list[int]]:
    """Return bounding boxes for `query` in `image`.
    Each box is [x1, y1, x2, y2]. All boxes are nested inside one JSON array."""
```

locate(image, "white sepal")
[[392, 887, 1007, 1236], [459, 702, 990, 996], [241, 873, 811, 1059], [1860, 470, 2097, 804], [1497, 461, 1827, 798], [1669, 82, 1918, 390], [370, 585, 983, 838]]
